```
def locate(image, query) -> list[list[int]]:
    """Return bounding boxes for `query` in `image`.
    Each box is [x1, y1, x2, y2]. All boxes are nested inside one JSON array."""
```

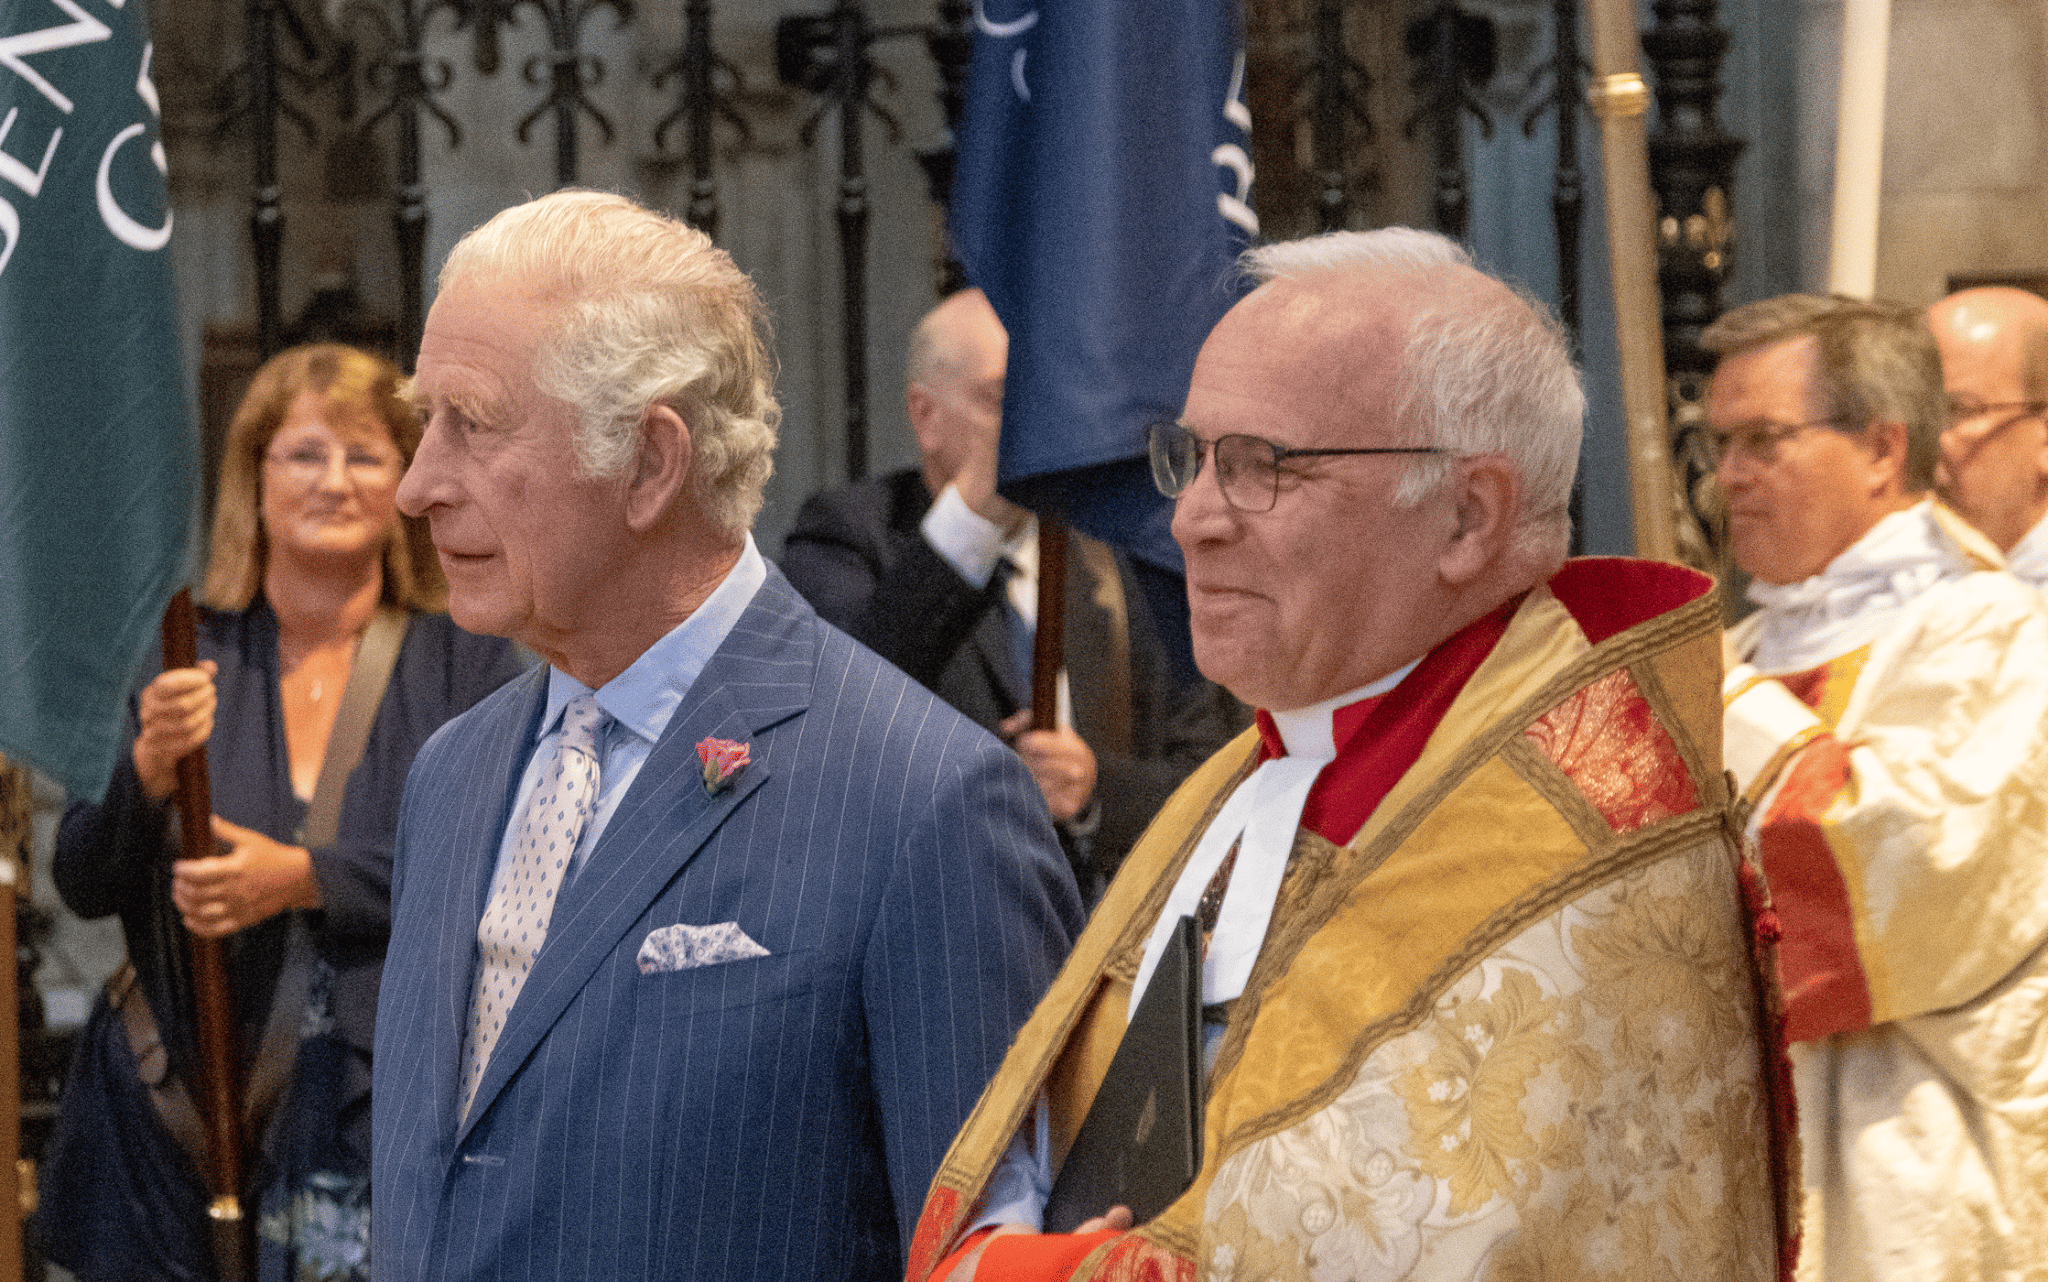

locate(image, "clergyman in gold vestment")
[[906, 228, 1792, 1282]]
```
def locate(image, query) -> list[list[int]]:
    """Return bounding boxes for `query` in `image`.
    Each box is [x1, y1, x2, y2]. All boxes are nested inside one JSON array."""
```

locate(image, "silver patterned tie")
[[460, 693, 606, 1122]]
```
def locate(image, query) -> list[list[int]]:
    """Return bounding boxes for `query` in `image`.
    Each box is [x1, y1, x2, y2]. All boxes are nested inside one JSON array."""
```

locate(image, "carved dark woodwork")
[[778, 0, 933, 482], [354, 0, 461, 356], [653, 0, 752, 237], [244, 0, 284, 356], [439, 0, 633, 188], [913, 0, 971, 295], [1404, 4, 1495, 240], [1239, 0, 1295, 237], [1521, 0, 1585, 339], [1516, 0, 1588, 554], [1643, 0, 1742, 560], [1308, 0, 1373, 233]]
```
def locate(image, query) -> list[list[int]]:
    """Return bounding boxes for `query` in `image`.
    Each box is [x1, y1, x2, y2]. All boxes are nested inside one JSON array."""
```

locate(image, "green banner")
[[0, 0, 196, 801]]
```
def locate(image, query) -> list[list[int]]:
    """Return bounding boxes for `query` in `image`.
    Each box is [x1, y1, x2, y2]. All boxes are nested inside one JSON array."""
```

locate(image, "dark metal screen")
[[152, 0, 1737, 557]]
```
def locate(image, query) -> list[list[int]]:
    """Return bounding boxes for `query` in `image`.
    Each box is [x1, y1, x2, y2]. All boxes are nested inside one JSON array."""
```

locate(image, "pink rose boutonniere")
[[695, 737, 751, 795]]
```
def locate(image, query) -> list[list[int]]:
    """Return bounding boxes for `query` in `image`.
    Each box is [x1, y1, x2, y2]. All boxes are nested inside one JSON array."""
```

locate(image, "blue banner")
[[951, 0, 1258, 582], [0, 0, 197, 800]]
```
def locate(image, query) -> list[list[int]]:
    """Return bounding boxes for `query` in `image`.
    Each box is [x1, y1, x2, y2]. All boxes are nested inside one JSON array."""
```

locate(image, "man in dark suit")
[[781, 290, 1244, 899], [371, 191, 1082, 1282]]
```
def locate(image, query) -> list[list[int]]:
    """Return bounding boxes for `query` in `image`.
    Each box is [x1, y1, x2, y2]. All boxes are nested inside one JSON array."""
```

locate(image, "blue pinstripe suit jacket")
[[371, 567, 1083, 1281]]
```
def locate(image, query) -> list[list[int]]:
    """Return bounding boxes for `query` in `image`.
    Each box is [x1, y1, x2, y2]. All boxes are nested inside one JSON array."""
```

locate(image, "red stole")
[[1753, 663, 1873, 1043]]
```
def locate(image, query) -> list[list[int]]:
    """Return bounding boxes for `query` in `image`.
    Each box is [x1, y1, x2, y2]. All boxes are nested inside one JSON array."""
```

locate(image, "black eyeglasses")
[[1705, 417, 1854, 470], [1946, 397, 2048, 429], [1146, 421, 1446, 513]]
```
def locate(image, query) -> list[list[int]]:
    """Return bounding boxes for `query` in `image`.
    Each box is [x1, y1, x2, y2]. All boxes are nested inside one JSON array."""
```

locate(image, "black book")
[[1042, 913, 1203, 1233]]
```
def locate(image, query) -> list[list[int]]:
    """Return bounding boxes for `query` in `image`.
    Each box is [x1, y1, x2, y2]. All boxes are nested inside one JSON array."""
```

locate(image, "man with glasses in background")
[[900, 228, 1783, 1282], [1710, 294, 2048, 1281], [1928, 286, 2048, 587]]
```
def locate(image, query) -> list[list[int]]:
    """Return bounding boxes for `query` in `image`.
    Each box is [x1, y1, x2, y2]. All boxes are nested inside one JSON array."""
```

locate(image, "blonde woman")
[[42, 344, 526, 1282]]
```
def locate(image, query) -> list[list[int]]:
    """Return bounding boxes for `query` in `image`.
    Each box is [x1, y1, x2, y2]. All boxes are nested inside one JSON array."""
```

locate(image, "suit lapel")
[[455, 574, 815, 1142]]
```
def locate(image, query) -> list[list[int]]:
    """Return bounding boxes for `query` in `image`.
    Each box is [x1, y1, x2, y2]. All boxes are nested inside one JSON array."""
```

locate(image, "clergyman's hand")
[[945, 1207, 1132, 1282], [171, 815, 323, 937], [1074, 1206, 1134, 1234]]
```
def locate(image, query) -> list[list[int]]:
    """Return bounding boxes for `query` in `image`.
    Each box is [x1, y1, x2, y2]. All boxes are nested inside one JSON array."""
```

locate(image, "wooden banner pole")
[[160, 590, 253, 1282], [1583, 0, 1678, 563], [1030, 519, 1067, 732]]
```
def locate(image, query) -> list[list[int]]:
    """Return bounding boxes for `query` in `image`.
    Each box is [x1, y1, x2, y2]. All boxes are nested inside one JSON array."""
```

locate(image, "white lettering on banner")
[[0, 107, 61, 196], [1213, 144, 1257, 236], [1222, 51, 1251, 133], [131, 26, 156, 114], [0, 194, 18, 276], [98, 121, 167, 248], [1213, 54, 1257, 237], [0, 0, 115, 115], [971, 1, 1034, 101], [972, 0, 1036, 39], [94, 41, 168, 250]]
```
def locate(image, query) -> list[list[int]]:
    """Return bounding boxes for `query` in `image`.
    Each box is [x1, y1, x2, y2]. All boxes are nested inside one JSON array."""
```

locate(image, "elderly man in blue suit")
[[371, 189, 1083, 1282]]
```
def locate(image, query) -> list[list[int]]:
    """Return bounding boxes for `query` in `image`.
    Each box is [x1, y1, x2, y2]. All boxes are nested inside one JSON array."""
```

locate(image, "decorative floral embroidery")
[[1524, 669, 1698, 833], [1574, 861, 1754, 1098], [695, 736, 751, 795], [1203, 838, 1775, 1282], [1396, 967, 1566, 1215], [1203, 1089, 1433, 1282]]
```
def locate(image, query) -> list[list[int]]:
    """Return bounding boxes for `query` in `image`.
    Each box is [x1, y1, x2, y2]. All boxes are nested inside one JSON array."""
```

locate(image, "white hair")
[[439, 190, 780, 537], [1242, 228, 1582, 572]]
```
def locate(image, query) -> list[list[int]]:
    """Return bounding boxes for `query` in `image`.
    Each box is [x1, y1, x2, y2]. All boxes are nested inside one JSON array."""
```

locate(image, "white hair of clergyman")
[[1242, 228, 1582, 571], [439, 189, 781, 537]]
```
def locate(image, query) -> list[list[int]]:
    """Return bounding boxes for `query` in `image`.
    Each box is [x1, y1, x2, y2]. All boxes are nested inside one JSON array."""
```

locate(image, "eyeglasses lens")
[[1148, 423, 1196, 498], [1211, 436, 1275, 512]]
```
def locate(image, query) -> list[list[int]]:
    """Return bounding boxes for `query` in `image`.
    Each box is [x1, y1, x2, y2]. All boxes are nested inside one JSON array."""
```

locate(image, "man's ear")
[[1438, 454, 1519, 586], [1863, 420, 1912, 498], [906, 383, 939, 450], [625, 403, 693, 533]]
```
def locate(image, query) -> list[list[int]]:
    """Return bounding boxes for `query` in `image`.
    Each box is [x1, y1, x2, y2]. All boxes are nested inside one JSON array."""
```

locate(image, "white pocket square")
[[637, 921, 771, 974]]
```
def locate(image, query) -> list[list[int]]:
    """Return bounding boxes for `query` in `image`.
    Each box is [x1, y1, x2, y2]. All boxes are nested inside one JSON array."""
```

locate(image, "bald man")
[[780, 290, 1244, 901], [1929, 286, 2048, 584]]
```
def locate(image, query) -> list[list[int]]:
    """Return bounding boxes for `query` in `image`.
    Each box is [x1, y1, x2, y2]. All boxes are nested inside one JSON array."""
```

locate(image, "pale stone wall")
[[1795, 0, 2048, 302]]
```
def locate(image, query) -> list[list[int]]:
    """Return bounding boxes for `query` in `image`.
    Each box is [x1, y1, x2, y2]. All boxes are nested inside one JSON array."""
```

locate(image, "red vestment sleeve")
[[1755, 734, 1875, 1042], [936, 1230, 1122, 1282]]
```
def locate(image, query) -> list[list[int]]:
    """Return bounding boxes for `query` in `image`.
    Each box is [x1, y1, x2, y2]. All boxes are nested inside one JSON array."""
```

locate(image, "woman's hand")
[[133, 661, 219, 800], [172, 815, 324, 937]]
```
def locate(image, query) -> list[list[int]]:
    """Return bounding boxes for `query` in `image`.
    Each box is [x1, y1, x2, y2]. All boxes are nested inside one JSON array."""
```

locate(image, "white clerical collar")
[[1265, 660, 1421, 760], [1129, 658, 1423, 1018]]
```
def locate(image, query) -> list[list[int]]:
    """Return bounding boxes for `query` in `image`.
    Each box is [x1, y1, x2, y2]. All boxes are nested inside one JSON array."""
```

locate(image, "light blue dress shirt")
[[487, 535, 768, 890]]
